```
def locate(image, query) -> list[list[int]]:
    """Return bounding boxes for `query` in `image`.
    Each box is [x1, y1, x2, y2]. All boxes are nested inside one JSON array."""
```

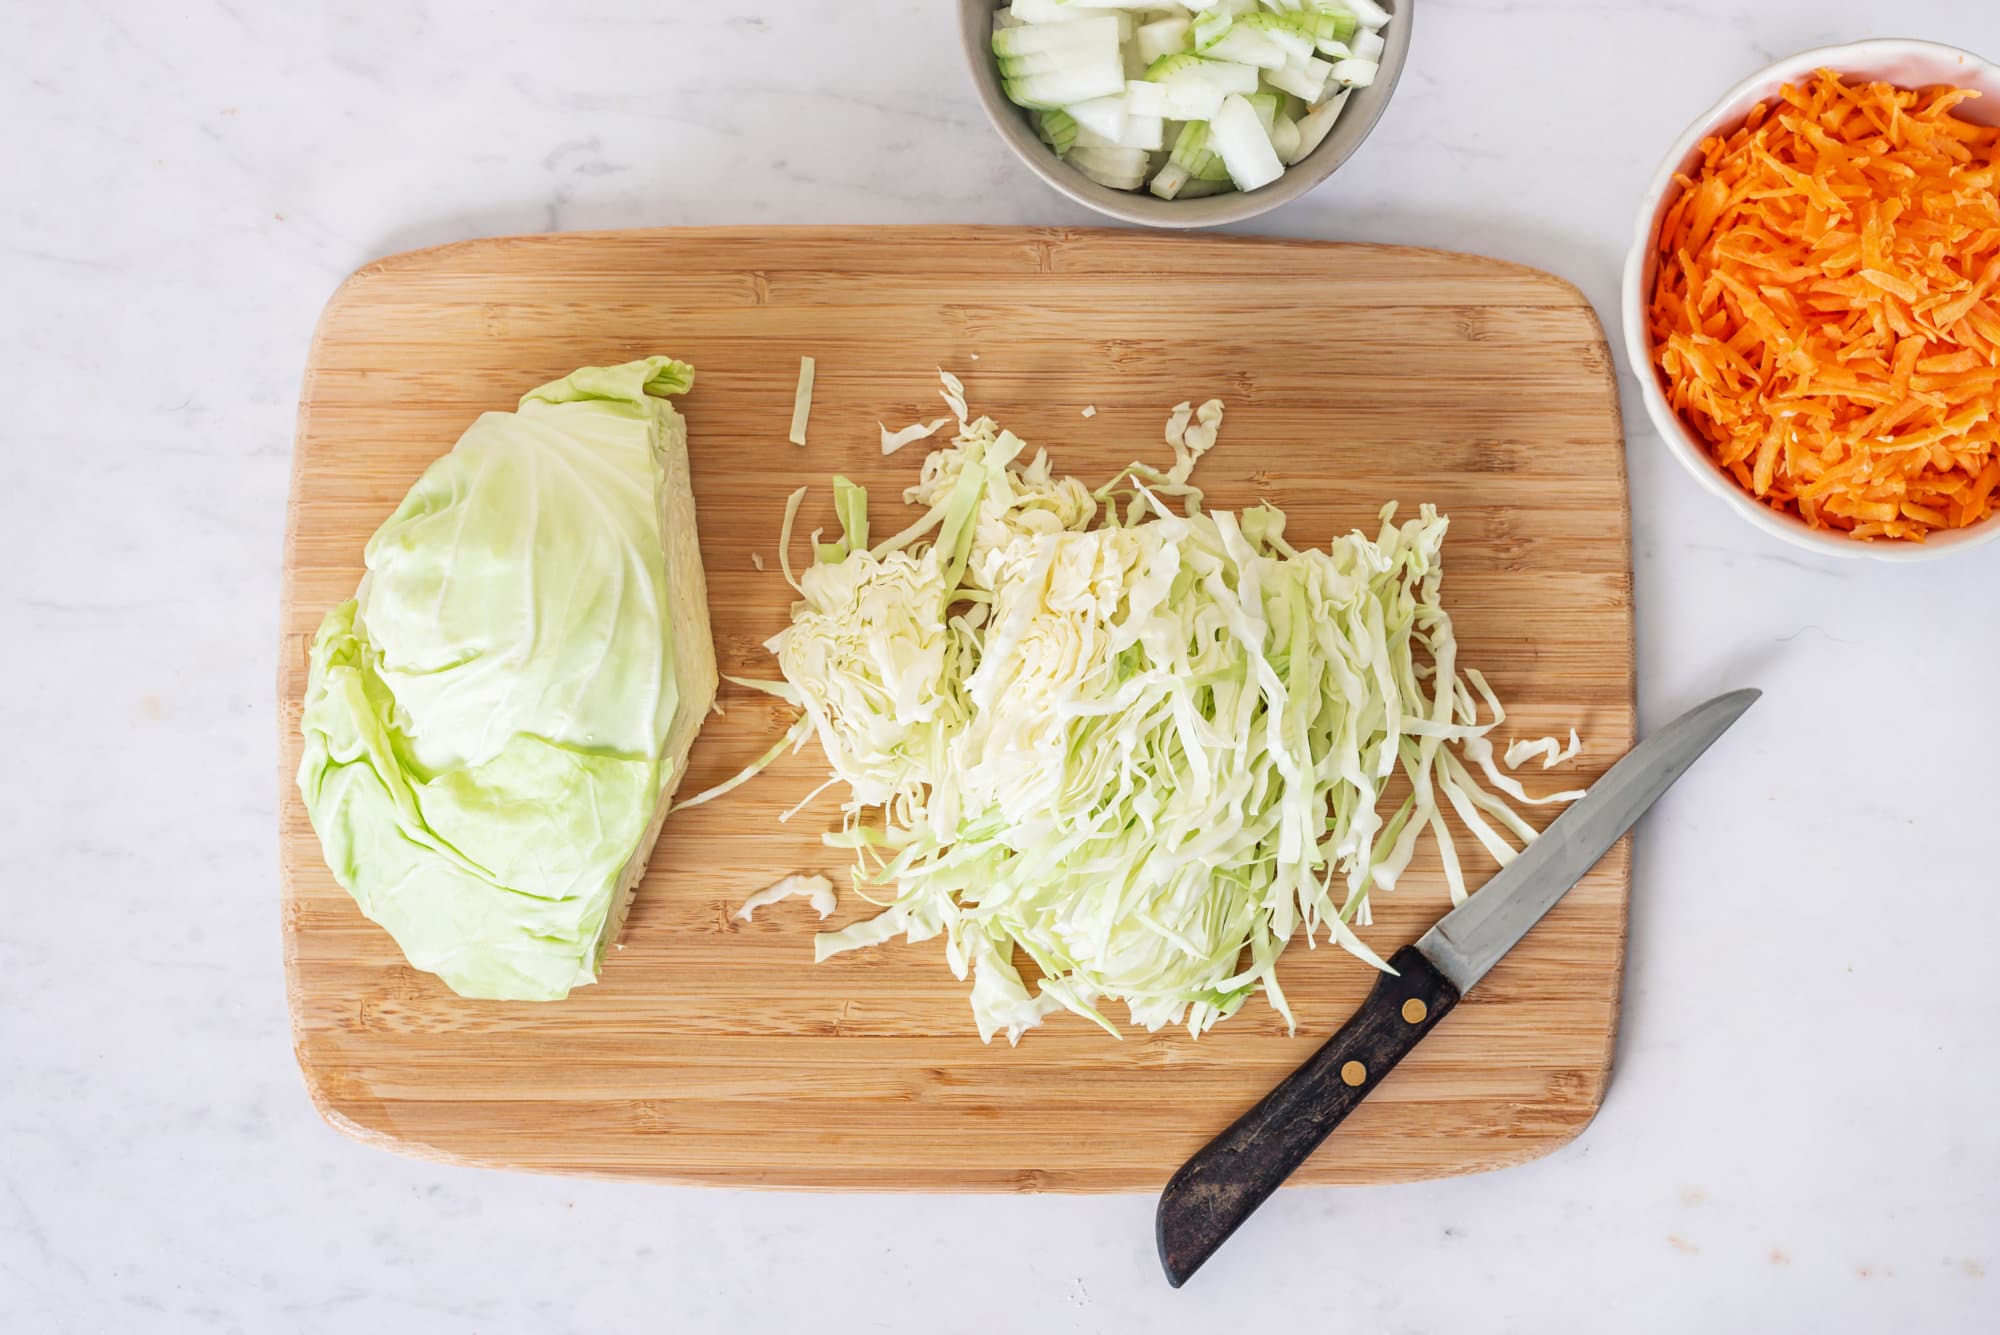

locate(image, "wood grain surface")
[[279, 226, 1634, 1191]]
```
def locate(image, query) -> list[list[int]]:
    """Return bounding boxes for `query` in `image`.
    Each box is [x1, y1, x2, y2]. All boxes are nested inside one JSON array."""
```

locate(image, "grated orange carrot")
[[1649, 69, 2000, 541]]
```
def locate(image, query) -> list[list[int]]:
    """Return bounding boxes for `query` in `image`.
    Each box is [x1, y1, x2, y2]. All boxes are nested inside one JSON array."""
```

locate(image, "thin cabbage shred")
[[728, 385, 1578, 1043], [1505, 729, 1582, 770], [881, 417, 952, 456], [736, 874, 838, 922]]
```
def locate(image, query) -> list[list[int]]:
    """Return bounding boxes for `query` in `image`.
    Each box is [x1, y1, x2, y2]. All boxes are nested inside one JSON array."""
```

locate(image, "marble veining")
[[3, 1, 1996, 1331]]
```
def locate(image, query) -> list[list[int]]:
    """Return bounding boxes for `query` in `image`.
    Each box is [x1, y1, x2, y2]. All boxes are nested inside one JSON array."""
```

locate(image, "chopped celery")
[[993, 0, 1391, 196], [1036, 108, 1079, 156], [1210, 93, 1284, 191]]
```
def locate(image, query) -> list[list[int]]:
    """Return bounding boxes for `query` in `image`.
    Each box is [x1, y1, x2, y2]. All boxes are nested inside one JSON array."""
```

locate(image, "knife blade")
[[1155, 688, 1760, 1288]]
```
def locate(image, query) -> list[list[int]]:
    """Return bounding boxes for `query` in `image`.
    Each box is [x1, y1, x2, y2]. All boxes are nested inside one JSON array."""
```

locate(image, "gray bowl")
[[958, 1, 1412, 229]]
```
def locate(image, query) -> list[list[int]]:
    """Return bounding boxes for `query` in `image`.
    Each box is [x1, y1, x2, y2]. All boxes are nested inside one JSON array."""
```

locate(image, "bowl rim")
[[957, 0, 1414, 231], [1618, 37, 2000, 563]]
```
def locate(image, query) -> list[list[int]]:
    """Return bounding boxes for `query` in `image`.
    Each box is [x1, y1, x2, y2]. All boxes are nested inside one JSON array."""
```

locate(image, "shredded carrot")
[[1650, 69, 2000, 541]]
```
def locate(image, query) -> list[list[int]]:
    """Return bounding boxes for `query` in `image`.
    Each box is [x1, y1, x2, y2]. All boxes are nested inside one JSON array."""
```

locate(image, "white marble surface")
[[5, 1, 1998, 1330]]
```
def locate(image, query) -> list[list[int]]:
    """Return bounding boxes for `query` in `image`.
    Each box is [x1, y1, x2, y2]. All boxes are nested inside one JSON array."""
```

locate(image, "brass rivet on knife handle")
[[1401, 998, 1428, 1024], [1340, 1061, 1367, 1087]]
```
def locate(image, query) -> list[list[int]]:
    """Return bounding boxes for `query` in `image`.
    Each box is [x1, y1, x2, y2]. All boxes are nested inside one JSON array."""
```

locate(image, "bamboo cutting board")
[[280, 226, 1633, 1190]]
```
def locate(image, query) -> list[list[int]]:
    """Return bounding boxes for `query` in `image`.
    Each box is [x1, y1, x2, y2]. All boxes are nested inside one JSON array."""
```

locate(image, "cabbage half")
[[736, 394, 1577, 1042], [297, 358, 717, 1000]]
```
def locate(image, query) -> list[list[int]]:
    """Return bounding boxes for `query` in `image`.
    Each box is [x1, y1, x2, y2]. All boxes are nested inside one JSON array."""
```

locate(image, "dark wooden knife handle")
[[1156, 945, 1462, 1287]]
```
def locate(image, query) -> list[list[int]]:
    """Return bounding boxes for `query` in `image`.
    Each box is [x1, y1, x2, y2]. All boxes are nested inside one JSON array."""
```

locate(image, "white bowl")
[[1620, 39, 2000, 562], [958, 0, 1415, 230]]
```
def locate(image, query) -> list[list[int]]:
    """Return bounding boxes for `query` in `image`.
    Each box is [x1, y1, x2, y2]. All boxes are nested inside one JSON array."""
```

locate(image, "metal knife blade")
[[1417, 686, 1761, 994], [1156, 688, 1760, 1288]]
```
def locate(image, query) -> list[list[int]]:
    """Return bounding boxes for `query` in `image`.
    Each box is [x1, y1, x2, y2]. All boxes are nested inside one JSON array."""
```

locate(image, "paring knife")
[[1155, 688, 1760, 1288]]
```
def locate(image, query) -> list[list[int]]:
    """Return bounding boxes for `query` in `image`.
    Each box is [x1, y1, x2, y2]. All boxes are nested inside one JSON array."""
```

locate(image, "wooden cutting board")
[[280, 226, 1633, 1190]]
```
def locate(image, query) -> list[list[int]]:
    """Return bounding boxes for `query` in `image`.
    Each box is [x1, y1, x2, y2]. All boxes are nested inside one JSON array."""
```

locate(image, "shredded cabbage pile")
[[697, 379, 1578, 1042]]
